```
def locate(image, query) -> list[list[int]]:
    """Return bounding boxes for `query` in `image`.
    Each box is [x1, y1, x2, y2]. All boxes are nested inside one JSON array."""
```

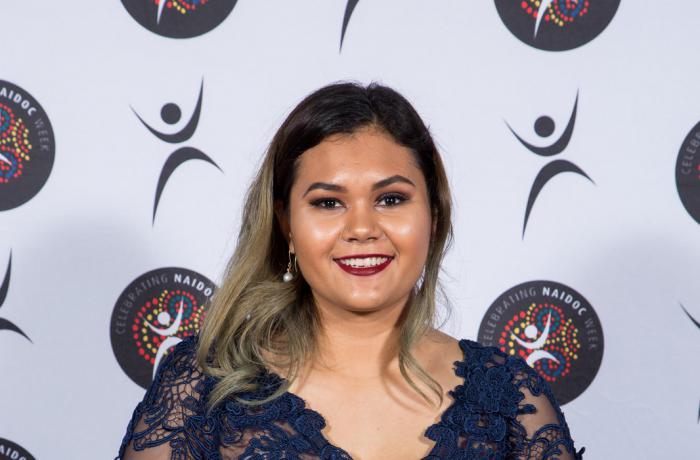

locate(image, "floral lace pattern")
[[118, 337, 584, 459]]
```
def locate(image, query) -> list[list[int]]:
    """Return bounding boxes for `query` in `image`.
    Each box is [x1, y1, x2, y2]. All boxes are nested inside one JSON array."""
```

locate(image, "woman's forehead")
[[294, 129, 423, 183]]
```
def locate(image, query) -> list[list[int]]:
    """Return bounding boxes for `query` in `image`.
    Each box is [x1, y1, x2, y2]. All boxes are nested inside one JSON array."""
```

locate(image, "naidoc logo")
[[110, 267, 216, 388], [494, 0, 620, 51], [680, 303, 700, 422], [506, 91, 594, 237], [0, 438, 35, 460], [0, 80, 55, 211], [478, 280, 604, 405], [676, 121, 700, 225], [121, 0, 238, 38], [340, 0, 359, 51], [131, 79, 222, 224]]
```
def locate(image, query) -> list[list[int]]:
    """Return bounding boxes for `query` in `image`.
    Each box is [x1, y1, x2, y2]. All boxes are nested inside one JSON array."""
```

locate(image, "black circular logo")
[[0, 438, 35, 460], [121, 0, 237, 38], [478, 280, 604, 405], [676, 121, 700, 225], [0, 80, 55, 211], [495, 0, 620, 51], [110, 267, 216, 388]]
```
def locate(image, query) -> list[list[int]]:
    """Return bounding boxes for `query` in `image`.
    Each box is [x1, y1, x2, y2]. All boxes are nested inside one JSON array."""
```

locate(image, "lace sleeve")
[[507, 358, 585, 460], [117, 337, 212, 460]]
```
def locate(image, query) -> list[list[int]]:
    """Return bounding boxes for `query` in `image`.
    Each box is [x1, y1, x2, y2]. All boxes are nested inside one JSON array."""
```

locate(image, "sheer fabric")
[[117, 336, 584, 459]]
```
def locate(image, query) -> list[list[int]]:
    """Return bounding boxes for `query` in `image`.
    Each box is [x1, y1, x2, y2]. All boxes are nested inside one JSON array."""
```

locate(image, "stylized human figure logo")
[[132, 80, 222, 224], [0, 252, 30, 342], [340, 0, 359, 51], [132, 289, 201, 381], [145, 298, 185, 377], [511, 309, 560, 367], [479, 281, 602, 405], [502, 301, 581, 387], [111, 267, 214, 389], [681, 303, 700, 422], [506, 91, 594, 237]]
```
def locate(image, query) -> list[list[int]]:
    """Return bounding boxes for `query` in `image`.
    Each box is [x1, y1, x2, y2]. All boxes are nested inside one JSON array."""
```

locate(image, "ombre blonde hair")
[[197, 82, 453, 410]]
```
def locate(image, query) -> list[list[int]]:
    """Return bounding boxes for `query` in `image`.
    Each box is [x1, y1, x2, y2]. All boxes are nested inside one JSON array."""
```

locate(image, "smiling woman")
[[117, 82, 584, 459]]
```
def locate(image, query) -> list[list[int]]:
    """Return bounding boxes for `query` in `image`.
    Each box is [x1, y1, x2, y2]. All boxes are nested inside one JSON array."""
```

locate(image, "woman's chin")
[[337, 296, 401, 314]]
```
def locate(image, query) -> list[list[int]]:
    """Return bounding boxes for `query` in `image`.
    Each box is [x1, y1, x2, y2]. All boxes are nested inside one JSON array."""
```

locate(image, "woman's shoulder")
[[425, 331, 584, 458], [419, 328, 553, 384], [422, 329, 559, 422], [415, 329, 465, 389], [420, 328, 516, 376], [439, 332, 553, 409], [422, 329, 533, 379]]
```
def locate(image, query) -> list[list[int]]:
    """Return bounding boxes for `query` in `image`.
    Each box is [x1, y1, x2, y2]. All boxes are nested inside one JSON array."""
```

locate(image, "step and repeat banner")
[[1, 1, 699, 458]]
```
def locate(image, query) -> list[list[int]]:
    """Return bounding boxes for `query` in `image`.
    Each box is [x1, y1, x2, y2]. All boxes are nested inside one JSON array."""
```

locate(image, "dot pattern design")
[[0, 103, 32, 183], [520, 0, 589, 27], [154, 0, 210, 16], [499, 302, 581, 383], [131, 289, 206, 366]]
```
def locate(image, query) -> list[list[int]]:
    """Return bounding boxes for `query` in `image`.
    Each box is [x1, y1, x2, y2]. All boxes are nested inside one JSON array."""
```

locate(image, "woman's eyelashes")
[[377, 193, 407, 207], [310, 198, 342, 209], [310, 193, 408, 210]]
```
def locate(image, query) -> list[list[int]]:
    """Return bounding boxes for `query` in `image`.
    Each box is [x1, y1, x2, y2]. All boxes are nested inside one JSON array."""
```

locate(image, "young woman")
[[117, 82, 584, 459]]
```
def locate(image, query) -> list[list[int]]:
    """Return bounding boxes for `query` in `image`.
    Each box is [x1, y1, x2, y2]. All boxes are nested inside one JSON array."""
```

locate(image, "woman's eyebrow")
[[302, 175, 416, 197]]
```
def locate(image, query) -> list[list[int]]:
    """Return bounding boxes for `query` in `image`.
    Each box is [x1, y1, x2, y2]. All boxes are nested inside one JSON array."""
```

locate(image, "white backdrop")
[[1, 1, 699, 458]]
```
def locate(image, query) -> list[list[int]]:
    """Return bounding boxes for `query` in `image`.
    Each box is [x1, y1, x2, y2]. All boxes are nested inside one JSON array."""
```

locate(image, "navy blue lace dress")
[[117, 336, 584, 459]]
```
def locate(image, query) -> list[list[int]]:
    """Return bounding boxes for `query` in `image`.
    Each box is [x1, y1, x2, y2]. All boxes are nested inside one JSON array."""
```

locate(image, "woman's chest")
[[287, 376, 458, 459]]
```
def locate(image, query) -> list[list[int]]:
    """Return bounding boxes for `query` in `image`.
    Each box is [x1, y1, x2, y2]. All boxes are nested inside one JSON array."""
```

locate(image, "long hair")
[[197, 81, 453, 409]]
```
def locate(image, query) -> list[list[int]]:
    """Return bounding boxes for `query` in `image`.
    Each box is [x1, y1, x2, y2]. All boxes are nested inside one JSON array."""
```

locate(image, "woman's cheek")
[[384, 213, 431, 249], [291, 212, 342, 270], [303, 218, 343, 252]]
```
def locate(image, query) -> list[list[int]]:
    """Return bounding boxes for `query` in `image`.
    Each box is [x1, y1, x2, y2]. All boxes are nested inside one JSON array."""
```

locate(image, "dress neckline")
[[259, 338, 472, 459]]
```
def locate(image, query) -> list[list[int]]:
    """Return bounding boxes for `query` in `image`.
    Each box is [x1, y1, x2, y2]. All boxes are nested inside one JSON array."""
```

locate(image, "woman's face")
[[283, 126, 433, 314]]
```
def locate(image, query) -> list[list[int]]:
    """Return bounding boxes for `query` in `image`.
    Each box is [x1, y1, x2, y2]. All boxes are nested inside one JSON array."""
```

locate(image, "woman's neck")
[[310, 294, 409, 380]]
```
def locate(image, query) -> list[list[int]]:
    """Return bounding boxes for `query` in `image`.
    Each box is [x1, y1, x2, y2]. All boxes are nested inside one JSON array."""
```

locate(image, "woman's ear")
[[274, 200, 292, 246]]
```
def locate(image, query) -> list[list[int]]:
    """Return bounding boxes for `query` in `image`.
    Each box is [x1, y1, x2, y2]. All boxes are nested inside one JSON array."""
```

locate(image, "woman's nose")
[[342, 202, 380, 242]]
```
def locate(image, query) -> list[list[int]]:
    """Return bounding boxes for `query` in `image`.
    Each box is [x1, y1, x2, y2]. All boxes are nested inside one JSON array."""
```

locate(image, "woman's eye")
[[312, 198, 342, 209], [311, 194, 406, 209], [378, 194, 406, 207]]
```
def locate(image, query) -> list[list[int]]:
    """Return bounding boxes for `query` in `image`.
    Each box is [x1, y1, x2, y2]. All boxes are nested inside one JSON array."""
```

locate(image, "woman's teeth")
[[337, 257, 390, 268]]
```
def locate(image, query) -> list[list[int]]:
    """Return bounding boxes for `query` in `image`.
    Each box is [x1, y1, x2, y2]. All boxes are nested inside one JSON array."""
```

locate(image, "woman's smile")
[[333, 254, 394, 276]]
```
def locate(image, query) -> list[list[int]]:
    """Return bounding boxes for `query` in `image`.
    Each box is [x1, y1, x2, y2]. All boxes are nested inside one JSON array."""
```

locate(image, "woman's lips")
[[333, 256, 393, 276]]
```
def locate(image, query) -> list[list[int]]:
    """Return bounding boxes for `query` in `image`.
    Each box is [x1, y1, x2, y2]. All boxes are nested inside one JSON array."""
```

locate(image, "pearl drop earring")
[[283, 250, 296, 282]]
